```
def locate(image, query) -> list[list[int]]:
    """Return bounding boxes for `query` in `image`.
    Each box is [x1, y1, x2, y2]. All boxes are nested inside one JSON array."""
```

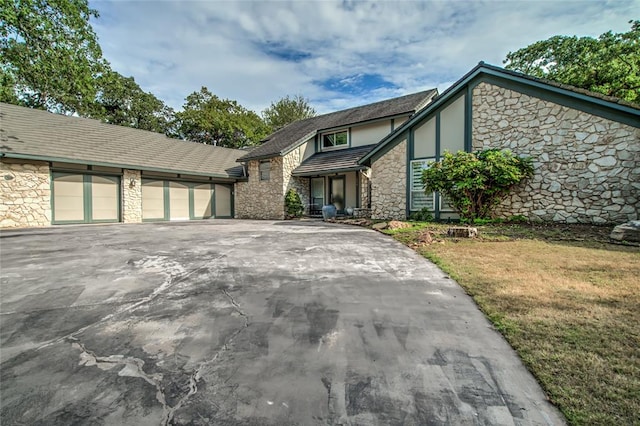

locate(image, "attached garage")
[[52, 173, 120, 224], [1, 102, 249, 228], [142, 179, 233, 221]]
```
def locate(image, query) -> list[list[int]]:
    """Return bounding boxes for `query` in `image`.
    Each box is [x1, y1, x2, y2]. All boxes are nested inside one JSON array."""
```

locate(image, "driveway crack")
[[70, 339, 171, 422], [160, 288, 250, 425]]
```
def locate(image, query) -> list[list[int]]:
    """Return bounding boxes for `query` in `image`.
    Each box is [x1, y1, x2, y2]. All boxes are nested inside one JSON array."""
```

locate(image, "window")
[[259, 160, 270, 181], [410, 159, 435, 211], [322, 130, 348, 149]]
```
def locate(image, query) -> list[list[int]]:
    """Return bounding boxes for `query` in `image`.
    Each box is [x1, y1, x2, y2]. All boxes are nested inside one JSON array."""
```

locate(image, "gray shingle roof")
[[238, 89, 437, 162], [0, 103, 246, 178], [291, 144, 376, 177]]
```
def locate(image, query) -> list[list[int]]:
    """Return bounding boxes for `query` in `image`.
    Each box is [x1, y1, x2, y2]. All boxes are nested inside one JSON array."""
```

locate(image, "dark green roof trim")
[[291, 166, 366, 177], [359, 62, 640, 165], [471, 73, 640, 128], [0, 152, 238, 182]]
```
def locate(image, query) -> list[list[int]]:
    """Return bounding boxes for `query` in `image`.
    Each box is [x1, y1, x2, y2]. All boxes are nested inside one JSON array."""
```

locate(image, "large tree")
[[91, 70, 174, 134], [504, 20, 640, 104], [173, 87, 269, 148], [262, 94, 316, 131], [1, 0, 106, 114]]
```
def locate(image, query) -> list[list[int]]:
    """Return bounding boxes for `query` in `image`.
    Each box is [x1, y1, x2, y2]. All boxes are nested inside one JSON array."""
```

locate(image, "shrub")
[[284, 189, 304, 218], [422, 149, 534, 221], [409, 207, 434, 222]]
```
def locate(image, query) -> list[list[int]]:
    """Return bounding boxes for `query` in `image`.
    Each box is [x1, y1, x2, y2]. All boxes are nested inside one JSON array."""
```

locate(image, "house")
[[360, 62, 640, 223], [0, 103, 243, 227], [234, 89, 438, 219], [2, 62, 638, 228]]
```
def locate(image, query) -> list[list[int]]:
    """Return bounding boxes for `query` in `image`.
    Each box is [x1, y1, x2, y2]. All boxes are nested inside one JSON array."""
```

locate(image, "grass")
[[384, 222, 640, 425]]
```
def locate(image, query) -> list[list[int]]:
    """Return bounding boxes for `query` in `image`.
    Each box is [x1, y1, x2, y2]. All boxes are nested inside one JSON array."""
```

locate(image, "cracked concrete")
[[0, 220, 565, 425]]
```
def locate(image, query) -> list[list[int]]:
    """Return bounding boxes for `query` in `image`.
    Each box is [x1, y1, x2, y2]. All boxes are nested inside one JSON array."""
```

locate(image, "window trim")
[[259, 160, 270, 181], [409, 158, 435, 212], [321, 129, 349, 151]]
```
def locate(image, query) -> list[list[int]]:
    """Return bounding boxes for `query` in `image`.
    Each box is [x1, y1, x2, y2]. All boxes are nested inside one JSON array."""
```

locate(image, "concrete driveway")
[[0, 220, 564, 425]]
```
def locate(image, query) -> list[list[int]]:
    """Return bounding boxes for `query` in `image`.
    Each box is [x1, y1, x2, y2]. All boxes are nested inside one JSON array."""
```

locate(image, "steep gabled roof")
[[238, 89, 438, 162], [291, 144, 375, 177], [360, 62, 640, 165], [0, 103, 246, 179]]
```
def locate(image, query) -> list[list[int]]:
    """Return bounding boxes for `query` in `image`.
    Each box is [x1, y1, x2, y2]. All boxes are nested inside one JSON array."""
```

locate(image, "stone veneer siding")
[[122, 169, 142, 223], [371, 139, 407, 220], [235, 148, 310, 219], [359, 169, 371, 209], [1, 160, 51, 227], [473, 82, 640, 224], [283, 149, 310, 214]]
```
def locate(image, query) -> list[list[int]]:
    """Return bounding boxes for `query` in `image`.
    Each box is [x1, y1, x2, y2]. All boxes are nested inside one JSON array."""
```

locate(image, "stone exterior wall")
[[359, 169, 371, 209], [122, 169, 142, 223], [235, 157, 286, 219], [283, 149, 309, 213], [235, 149, 309, 219], [371, 139, 407, 220], [1, 160, 51, 228], [473, 82, 640, 224]]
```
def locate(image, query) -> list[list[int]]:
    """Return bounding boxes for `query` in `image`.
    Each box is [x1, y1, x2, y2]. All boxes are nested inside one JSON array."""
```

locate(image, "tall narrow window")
[[322, 130, 348, 149], [259, 160, 270, 181], [410, 159, 435, 211]]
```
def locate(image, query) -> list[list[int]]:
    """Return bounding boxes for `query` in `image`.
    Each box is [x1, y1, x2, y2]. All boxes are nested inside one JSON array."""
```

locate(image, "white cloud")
[[90, 0, 638, 114]]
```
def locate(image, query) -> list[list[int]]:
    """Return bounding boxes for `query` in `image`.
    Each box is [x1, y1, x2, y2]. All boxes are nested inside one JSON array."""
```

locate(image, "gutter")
[[1, 152, 240, 181]]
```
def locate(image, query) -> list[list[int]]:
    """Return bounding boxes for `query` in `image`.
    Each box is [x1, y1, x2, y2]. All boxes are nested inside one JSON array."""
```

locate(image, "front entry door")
[[329, 176, 345, 214]]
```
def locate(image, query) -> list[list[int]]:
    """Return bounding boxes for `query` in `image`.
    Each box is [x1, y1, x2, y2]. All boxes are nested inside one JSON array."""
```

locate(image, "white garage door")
[[141, 180, 226, 221], [52, 173, 120, 224], [215, 184, 232, 218], [193, 184, 213, 218], [142, 180, 165, 220], [169, 182, 190, 220]]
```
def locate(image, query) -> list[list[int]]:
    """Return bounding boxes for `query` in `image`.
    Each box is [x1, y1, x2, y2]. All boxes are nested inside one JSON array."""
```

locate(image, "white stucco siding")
[[299, 138, 315, 161], [351, 121, 392, 147], [345, 172, 358, 208], [393, 115, 410, 129]]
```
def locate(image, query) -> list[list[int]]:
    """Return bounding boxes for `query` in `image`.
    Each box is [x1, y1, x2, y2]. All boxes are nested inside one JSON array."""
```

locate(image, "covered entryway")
[[141, 180, 233, 221], [52, 173, 120, 224]]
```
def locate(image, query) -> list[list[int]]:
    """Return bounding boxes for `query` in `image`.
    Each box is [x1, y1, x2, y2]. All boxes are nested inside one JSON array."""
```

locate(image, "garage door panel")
[[53, 174, 85, 222], [169, 182, 189, 220], [215, 184, 232, 217], [142, 180, 165, 220], [91, 176, 119, 221], [193, 184, 213, 218]]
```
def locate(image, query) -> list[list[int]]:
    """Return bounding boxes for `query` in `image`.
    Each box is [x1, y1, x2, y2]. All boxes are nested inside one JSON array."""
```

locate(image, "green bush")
[[422, 149, 534, 221], [409, 207, 434, 222], [284, 189, 303, 218]]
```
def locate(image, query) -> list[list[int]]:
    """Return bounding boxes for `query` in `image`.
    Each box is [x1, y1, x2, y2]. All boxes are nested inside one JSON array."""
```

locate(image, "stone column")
[[122, 169, 142, 223]]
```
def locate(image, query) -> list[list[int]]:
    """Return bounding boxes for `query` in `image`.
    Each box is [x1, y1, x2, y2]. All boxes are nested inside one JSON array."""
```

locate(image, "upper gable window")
[[322, 130, 348, 149]]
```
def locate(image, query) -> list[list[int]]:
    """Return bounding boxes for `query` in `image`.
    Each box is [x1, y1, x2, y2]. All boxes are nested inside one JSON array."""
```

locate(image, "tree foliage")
[[262, 94, 316, 131], [172, 87, 269, 148], [91, 70, 174, 134], [504, 20, 640, 104], [1, 0, 106, 114], [422, 149, 534, 221], [284, 188, 304, 218]]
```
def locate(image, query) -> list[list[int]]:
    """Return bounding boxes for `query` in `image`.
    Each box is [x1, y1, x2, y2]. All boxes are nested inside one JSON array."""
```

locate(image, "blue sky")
[[89, 0, 637, 115]]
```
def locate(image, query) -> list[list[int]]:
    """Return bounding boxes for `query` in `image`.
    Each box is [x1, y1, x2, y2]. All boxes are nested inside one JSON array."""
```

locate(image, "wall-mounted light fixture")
[[129, 177, 136, 187]]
